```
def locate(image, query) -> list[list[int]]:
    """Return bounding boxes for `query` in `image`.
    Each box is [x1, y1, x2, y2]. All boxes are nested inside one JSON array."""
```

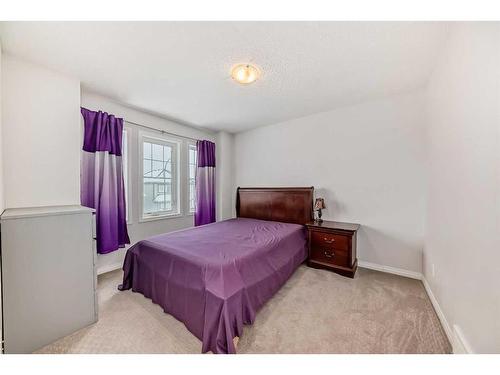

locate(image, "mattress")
[[119, 217, 307, 353]]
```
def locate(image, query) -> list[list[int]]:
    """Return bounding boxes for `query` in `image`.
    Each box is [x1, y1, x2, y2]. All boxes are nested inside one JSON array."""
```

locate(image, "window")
[[141, 135, 179, 219], [122, 128, 129, 222], [188, 144, 197, 213]]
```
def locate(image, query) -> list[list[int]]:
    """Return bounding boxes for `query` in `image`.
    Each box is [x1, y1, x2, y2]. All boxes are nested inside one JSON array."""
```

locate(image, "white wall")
[[424, 23, 500, 353], [0, 44, 233, 351], [234, 90, 427, 273], [0, 43, 4, 213], [81, 91, 224, 273], [0, 52, 232, 274], [1, 55, 81, 208], [0, 39, 3, 342], [216, 131, 235, 221]]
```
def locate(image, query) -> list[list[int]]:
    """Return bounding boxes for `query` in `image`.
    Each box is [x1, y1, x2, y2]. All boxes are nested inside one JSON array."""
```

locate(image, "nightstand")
[[305, 220, 360, 278]]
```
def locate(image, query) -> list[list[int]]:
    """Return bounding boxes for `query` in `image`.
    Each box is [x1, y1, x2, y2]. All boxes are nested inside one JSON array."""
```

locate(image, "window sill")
[[139, 213, 183, 223]]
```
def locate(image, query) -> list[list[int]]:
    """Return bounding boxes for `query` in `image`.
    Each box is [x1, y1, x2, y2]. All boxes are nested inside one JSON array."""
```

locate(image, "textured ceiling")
[[0, 22, 449, 132]]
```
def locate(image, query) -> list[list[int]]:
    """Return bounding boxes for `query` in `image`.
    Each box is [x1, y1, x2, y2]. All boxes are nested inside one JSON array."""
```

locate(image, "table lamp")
[[314, 198, 325, 223]]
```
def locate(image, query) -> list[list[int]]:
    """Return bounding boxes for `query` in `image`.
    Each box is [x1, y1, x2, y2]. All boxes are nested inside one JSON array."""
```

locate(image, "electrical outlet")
[[431, 263, 436, 278]]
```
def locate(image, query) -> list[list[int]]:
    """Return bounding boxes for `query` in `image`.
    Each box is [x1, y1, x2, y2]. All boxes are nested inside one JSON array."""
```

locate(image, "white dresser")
[[0, 205, 97, 353]]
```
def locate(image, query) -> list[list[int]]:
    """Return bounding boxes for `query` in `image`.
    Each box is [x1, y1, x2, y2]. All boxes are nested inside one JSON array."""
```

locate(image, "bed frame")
[[236, 187, 314, 225]]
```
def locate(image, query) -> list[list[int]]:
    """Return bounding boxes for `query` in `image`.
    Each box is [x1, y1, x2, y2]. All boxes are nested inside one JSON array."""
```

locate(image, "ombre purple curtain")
[[194, 140, 216, 226], [81, 107, 130, 254]]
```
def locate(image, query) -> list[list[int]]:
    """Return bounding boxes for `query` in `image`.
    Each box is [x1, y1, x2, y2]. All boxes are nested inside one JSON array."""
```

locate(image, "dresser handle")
[[324, 237, 335, 243], [324, 250, 334, 258]]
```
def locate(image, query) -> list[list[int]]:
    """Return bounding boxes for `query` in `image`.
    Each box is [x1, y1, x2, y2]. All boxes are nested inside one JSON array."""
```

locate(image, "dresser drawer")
[[310, 246, 350, 267], [310, 231, 349, 250]]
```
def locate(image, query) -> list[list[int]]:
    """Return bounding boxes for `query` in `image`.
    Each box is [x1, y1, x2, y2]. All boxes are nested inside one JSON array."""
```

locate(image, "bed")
[[119, 187, 314, 354]]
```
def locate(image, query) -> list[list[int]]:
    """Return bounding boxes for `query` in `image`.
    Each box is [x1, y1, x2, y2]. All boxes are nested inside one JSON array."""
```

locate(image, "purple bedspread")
[[119, 218, 307, 354]]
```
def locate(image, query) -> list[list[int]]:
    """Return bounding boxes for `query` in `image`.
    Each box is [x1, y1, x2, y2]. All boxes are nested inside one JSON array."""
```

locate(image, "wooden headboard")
[[236, 187, 314, 225]]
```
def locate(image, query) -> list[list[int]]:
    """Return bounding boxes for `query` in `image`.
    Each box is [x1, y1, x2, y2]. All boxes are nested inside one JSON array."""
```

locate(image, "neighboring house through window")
[[141, 134, 180, 219], [188, 143, 197, 213]]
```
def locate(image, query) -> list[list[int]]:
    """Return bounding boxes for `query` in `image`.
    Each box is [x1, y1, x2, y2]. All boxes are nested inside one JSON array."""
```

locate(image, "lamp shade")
[[314, 198, 325, 210]]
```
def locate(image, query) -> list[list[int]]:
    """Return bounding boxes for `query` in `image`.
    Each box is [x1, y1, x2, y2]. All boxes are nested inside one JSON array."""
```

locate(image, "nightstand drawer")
[[310, 231, 349, 250], [310, 246, 350, 267], [306, 220, 360, 278]]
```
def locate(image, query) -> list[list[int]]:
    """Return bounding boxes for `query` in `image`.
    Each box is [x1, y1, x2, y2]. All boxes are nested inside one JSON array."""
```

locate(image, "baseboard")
[[452, 324, 474, 354], [358, 260, 422, 280], [359, 260, 473, 354], [421, 276, 454, 350], [421, 277, 473, 354], [97, 262, 122, 275]]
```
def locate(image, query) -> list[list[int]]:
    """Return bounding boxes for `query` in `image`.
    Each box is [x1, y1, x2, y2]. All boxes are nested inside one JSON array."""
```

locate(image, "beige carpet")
[[36, 266, 451, 354]]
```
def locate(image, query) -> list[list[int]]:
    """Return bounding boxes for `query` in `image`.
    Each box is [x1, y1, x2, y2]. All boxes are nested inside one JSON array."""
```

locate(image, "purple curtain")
[[194, 140, 216, 226], [81, 107, 130, 254]]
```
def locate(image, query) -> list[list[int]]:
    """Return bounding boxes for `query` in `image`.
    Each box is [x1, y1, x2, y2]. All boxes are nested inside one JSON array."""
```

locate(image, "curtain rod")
[[124, 119, 199, 142]]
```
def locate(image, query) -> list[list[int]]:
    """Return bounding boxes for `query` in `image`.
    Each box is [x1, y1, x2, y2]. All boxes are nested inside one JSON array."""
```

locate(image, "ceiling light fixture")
[[231, 63, 260, 85]]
